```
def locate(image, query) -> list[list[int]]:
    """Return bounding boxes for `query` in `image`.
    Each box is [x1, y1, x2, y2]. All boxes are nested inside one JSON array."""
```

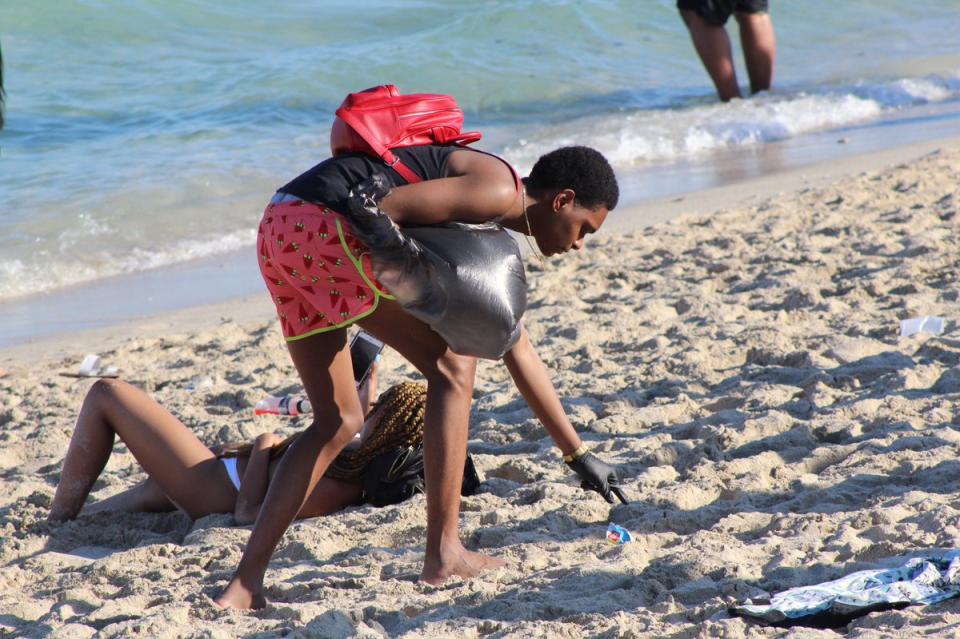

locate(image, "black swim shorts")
[[677, 0, 769, 26]]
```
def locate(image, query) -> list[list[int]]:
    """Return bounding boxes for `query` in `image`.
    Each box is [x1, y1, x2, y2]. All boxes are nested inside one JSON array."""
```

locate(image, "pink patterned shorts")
[[257, 196, 392, 341]]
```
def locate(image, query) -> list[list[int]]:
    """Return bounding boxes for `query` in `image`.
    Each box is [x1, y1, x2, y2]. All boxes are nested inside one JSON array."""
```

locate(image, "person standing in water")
[[215, 143, 624, 610], [677, 0, 776, 101]]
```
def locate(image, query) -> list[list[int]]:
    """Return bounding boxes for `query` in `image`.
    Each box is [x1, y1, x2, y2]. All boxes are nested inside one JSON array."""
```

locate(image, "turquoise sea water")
[[1, 0, 959, 305]]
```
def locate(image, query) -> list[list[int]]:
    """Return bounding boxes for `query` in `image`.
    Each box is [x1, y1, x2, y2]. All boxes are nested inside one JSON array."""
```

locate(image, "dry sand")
[[2, 142, 960, 637]]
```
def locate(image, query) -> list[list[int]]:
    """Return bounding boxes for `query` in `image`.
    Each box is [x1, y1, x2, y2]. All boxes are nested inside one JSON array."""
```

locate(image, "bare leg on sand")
[[49, 379, 235, 522], [214, 299, 503, 610]]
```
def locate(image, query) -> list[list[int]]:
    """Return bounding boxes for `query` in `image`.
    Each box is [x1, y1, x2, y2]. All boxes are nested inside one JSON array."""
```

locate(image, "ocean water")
[[1, 0, 959, 305]]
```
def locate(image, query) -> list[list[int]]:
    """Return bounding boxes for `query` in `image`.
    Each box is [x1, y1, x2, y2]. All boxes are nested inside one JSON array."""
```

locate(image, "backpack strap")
[[393, 146, 522, 192], [381, 150, 423, 184], [337, 108, 425, 184], [389, 146, 521, 189]]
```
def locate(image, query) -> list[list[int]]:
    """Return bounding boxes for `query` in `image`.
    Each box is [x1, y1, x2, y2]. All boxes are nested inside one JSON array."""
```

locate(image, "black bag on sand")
[[362, 446, 482, 507]]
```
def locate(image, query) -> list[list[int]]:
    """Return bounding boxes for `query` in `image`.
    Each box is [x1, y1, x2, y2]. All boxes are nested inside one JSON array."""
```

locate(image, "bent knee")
[[425, 352, 477, 396], [84, 378, 130, 410], [88, 377, 122, 395]]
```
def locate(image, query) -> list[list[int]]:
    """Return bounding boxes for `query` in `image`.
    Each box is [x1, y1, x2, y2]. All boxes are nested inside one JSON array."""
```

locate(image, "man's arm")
[[502, 325, 583, 457], [377, 150, 518, 226], [502, 325, 627, 504]]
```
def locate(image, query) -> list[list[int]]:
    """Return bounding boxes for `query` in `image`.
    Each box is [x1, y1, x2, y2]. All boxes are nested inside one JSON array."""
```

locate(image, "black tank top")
[[280, 145, 460, 213]]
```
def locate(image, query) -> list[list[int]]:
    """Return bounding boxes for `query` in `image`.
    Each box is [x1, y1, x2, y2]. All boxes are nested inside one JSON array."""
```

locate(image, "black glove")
[[566, 452, 628, 504]]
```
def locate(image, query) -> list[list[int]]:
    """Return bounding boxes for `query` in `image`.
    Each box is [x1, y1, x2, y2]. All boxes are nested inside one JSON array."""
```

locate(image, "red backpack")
[[330, 85, 482, 184]]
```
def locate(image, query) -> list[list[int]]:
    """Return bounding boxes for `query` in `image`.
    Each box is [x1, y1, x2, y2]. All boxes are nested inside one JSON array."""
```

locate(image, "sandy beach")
[[3, 140, 960, 637]]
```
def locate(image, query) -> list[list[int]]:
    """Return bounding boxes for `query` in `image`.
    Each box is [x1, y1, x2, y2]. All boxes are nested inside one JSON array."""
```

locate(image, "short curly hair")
[[527, 146, 619, 211]]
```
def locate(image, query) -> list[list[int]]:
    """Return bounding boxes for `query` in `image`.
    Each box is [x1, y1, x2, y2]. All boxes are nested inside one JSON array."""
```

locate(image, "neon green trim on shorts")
[[335, 218, 395, 301], [284, 295, 383, 342]]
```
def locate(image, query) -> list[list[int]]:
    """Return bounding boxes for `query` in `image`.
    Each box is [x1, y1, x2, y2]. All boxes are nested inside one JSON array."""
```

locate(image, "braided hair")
[[326, 381, 425, 481], [223, 382, 427, 481]]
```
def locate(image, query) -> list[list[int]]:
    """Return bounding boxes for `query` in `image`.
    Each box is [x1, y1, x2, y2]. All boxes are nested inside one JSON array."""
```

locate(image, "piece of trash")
[[185, 375, 214, 392], [899, 316, 945, 338], [254, 394, 312, 416], [79, 354, 101, 376], [606, 523, 633, 545], [0, 367, 8, 379], [59, 353, 120, 379]]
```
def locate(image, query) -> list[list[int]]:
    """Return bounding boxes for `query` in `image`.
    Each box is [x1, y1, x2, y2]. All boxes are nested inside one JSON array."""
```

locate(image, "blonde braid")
[[326, 382, 426, 481]]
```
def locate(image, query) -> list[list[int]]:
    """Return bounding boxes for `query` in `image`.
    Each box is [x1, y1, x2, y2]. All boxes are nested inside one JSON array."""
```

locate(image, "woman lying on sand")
[[47, 369, 426, 524]]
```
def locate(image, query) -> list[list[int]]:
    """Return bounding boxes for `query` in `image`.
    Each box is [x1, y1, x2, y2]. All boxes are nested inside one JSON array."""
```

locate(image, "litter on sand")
[[899, 315, 946, 337], [60, 354, 120, 379], [606, 523, 632, 545], [254, 394, 312, 416], [185, 375, 213, 392]]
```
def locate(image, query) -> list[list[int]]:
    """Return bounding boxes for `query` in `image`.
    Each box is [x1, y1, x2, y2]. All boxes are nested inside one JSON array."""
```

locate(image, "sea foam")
[[502, 73, 960, 173], [0, 228, 256, 301]]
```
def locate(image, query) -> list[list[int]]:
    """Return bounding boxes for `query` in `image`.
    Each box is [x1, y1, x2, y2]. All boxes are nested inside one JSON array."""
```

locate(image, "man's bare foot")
[[47, 504, 83, 522], [420, 542, 506, 585], [213, 576, 266, 610]]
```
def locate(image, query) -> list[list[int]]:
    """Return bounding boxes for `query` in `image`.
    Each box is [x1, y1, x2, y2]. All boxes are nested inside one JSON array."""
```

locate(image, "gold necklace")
[[520, 185, 547, 268]]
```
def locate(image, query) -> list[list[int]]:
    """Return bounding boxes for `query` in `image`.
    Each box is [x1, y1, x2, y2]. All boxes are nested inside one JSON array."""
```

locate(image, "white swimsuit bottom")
[[221, 457, 242, 491]]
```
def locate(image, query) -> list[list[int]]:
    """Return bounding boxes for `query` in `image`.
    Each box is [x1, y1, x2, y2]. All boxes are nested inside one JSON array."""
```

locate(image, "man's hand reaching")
[[566, 451, 628, 504]]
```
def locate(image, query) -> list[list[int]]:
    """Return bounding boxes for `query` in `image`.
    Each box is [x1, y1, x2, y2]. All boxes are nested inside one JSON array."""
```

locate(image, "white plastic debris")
[[61, 353, 119, 379], [899, 316, 946, 338], [78, 354, 102, 376]]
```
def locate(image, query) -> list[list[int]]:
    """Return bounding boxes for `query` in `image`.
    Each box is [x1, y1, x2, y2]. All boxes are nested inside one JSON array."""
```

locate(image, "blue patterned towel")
[[731, 551, 960, 628]]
